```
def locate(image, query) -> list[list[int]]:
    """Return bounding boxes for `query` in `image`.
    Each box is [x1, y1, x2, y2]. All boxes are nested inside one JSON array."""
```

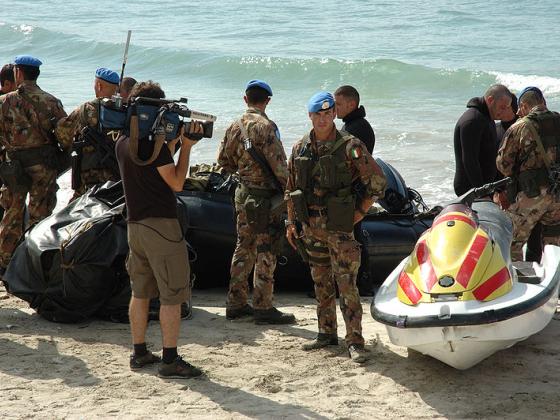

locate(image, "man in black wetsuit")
[[335, 85, 375, 154], [453, 84, 512, 196]]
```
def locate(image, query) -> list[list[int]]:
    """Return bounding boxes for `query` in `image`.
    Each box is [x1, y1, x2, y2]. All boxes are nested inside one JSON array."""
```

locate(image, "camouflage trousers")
[[302, 216, 364, 346], [227, 206, 276, 310], [0, 164, 57, 269], [507, 190, 560, 261], [71, 168, 119, 201]]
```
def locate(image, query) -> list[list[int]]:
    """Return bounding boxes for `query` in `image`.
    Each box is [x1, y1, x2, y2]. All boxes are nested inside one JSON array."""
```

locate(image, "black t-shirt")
[[115, 136, 177, 221]]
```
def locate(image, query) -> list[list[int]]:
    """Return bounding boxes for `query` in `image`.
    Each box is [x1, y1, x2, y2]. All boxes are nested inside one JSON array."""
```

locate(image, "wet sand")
[[1, 285, 559, 419]]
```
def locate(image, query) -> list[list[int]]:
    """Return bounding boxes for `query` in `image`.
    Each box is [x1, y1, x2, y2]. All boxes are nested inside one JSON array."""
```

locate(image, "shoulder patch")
[[350, 145, 362, 159]]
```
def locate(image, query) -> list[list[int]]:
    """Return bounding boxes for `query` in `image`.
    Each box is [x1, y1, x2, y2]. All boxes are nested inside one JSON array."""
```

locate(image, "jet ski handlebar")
[[452, 177, 512, 207]]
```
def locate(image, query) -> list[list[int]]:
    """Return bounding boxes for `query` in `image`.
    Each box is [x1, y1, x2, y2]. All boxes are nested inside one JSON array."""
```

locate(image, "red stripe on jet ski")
[[455, 234, 489, 288], [398, 272, 422, 304], [473, 267, 511, 301], [416, 241, 438, 290], [433, 214, 477, 229]]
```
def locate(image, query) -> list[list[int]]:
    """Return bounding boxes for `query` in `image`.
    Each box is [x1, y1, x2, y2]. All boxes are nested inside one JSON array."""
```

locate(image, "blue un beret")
[[246, 79, 272, 96], [14, 55, 42, 68], [307, 91, 335, 113], [518, 86, 544, 106], [95, 67, 120, 85]]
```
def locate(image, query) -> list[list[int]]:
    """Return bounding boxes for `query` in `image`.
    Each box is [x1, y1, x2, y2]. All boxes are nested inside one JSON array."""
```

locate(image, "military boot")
[[348, 344, 372, 363], [302, 333, 338, 351], [254, 307, 296, 325], [226, 304, 254, 320]]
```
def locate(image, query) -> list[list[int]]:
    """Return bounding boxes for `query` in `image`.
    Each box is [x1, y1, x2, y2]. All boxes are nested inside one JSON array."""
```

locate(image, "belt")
[[308, 208, 327, 217]]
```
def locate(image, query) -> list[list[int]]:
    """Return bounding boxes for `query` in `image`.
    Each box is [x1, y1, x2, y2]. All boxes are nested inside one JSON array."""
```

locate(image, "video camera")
[[99, 96, 217, 142]]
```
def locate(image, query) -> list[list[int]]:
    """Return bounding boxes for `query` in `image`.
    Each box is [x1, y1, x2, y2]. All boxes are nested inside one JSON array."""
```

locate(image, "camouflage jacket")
[[0, 81, 67, 151], [56, 98, 102, 149], [286, 129, 386, 207], [496, 107, 559, 177], [217, 107, 288, 190]]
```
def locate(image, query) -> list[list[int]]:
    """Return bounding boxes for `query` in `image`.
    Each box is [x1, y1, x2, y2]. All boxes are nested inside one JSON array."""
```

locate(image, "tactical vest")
[[516, 110, 560, 198], [291, 131, 356, 232], [76, 100, 118, 173]]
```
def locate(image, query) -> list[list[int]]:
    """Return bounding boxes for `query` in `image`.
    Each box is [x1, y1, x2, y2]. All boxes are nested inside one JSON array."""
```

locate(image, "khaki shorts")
[[126, 218, 190, 305]]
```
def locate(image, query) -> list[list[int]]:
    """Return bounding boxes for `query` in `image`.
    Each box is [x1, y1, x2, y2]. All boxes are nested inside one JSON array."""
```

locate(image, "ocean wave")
[[2, 22, 559, 100], [491, 71, 560, 97]]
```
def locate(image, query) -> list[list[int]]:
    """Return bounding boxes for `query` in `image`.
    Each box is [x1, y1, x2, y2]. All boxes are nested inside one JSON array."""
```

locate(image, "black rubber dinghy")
[[2, 159, 434, 323]]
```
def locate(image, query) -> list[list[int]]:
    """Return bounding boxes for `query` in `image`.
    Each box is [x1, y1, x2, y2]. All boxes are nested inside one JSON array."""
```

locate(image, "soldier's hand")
[[286, 224, 298, 250], [353, 210, 365, 225], [181, 121, 204, 146]]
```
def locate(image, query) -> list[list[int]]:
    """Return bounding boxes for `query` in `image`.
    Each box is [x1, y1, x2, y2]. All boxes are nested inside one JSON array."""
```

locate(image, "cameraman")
[[115, 80, 202, 379]]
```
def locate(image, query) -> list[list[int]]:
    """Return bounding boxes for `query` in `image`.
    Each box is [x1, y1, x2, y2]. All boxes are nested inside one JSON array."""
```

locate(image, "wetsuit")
[[453, 97, 498, 196]]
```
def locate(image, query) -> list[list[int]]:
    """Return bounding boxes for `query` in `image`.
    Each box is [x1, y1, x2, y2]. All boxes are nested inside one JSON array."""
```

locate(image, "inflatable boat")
[[3, 159, 435, 323], [372, 179, 560, 369]]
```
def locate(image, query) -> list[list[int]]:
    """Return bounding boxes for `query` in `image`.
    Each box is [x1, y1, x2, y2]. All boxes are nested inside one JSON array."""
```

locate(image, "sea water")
[[2, 0, 560, 207]]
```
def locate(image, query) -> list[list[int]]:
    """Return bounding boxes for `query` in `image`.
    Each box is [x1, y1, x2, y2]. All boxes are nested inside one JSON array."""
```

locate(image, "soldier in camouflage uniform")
[[0, 56, 67, 274], [56, 68, 121, 199], [217, 80, 296, 324], [285, 91, 386, 363], [496, 86, 560, 261], [1, 64, 17, 221]]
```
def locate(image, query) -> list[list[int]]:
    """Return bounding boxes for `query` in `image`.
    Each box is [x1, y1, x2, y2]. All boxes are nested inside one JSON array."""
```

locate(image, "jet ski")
[[371, 178, 560, 369]]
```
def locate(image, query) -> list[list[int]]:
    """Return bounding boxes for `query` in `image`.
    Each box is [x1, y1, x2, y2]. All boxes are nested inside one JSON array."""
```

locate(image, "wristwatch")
[[284, 219, 296, 227]]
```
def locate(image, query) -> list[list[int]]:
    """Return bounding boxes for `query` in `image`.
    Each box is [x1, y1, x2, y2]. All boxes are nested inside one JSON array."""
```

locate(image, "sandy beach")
[[0, 284, 559, 419]]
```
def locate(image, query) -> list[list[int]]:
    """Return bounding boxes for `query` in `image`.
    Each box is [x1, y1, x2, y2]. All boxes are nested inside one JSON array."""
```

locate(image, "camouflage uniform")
[[56, 98, 120, 199], [496, 106, 560, 260], [0, 81, 67, 269], [217, 107, 288, 310], [286, 130, 386, 345]]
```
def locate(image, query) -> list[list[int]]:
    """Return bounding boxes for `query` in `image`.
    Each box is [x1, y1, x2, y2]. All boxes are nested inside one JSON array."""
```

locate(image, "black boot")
[[254, 307, 296, 325], [226, 304, 254, 320], [302, 333, 338, 351]]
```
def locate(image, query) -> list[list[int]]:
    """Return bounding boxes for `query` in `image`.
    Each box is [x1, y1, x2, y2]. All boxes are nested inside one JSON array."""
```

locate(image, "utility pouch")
[[548, 163, 560, 199], [245, 195, 271, 233], [294, 156, 312, 189], [289, 189, 309, 223], [54, 147, 71, 175], [518, 169, 548, 198], [318, 154, 337, 188], [326, 195, 355, 232], [71, 151, 82, 190], [336, 161, 352, 186], [0, 160, 32, 193], [269, 193, 287, 220], [269, 222, 291, 256], [294, 236, 310, 263]]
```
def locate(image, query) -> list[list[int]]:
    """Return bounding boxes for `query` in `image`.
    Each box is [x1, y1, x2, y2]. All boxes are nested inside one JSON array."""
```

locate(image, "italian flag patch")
[[351, 147, 362, 159]]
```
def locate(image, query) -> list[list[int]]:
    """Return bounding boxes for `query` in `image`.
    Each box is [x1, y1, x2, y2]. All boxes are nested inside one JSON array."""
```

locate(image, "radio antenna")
[[118, 30, 132, 89]]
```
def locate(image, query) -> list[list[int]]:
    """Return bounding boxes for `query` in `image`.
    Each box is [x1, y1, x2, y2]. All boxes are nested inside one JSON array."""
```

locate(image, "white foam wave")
[[491, 71, 560, 96], [11, 24, 34, 35]]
